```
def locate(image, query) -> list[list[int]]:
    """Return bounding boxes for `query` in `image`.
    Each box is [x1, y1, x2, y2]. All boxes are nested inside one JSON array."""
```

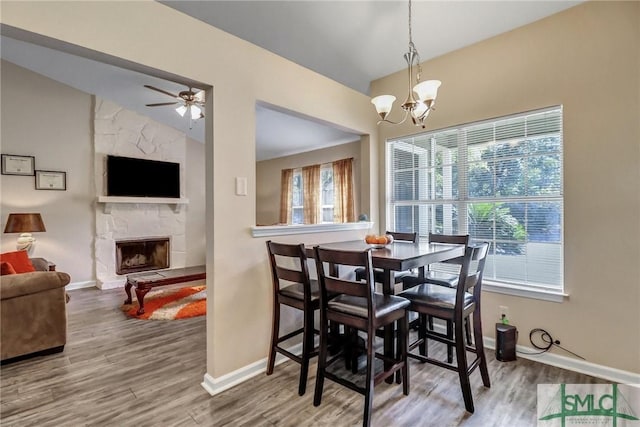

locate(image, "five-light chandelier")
[[371, 0, 441, 128]]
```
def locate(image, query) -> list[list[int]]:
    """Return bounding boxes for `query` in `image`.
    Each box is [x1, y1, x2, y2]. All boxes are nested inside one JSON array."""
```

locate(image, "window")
[[291, 165, 335, 224], [387, 106, 563, 294]]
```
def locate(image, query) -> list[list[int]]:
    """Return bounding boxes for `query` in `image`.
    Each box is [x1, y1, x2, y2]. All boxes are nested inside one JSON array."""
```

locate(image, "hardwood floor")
[[1, 287, 604, 426]]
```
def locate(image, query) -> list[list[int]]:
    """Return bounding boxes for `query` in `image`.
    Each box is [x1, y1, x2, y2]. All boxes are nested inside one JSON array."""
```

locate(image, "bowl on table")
[[364, 234, 394, 249]]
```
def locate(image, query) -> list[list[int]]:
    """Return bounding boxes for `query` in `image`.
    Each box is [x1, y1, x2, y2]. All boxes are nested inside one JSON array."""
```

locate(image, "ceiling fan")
[[144, 85, 205, 121]]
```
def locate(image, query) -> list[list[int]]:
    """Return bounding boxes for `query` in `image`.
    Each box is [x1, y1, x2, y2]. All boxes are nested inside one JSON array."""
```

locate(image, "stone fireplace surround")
[[94, 98, 187, 289]]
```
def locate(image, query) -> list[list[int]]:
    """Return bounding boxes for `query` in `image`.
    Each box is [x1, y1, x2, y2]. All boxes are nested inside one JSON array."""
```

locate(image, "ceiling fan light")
[[371, 95, 396, 119], [176, 105, 188, 117], [190, 105, 202, 120], [413, 80, 441, 103]]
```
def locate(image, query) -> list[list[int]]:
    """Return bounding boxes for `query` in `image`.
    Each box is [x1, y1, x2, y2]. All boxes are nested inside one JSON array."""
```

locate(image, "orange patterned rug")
[[122, 285, 206, 320]]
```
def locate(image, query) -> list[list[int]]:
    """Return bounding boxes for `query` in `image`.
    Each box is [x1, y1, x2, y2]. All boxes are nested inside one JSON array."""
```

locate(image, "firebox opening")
[[116, 237, 170, 275]]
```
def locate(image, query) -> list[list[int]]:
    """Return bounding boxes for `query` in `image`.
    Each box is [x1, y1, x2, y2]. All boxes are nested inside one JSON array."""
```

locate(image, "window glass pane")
[[321, 168, 333, 205], [393, 146, 413, 170], [292, 172, 302, 206], [292, 208, 303, 224], [322, 208, 334, 223], [394, 170, 414, 200], [394, 205, 414, 233], [526, 154, 562, 196]]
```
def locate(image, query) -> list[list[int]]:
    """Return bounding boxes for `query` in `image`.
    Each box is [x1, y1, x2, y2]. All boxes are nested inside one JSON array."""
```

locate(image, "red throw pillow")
[[0, 261, 17, 275], [0, 251, 35, 273]]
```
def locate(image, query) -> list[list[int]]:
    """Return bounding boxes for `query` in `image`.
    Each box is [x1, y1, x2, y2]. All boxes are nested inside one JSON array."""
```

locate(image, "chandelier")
[[371, 0, 441, 128]]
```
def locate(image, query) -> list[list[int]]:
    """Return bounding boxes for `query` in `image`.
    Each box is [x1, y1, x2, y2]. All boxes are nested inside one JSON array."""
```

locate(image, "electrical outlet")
[[499, 305, 509, 321]]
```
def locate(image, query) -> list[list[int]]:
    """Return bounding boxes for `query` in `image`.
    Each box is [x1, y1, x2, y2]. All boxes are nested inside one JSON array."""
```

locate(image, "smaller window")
[[320, 164, 334, 223]]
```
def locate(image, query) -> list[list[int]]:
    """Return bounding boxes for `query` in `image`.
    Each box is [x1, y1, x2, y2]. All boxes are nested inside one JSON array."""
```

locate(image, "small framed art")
[[35, 170, 67, 191], [1, 154, 35, 176]]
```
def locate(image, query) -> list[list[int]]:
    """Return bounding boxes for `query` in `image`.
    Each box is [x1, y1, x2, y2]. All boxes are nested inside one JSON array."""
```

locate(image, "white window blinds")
[[387, 106, 563, 291]]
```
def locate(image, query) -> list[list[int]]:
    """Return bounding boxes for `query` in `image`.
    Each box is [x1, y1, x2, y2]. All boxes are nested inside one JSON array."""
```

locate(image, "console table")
[[124, 265, 206, 315]]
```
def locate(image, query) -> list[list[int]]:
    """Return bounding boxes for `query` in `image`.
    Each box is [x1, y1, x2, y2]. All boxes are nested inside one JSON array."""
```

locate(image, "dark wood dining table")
[[307, 239, 466, 380]]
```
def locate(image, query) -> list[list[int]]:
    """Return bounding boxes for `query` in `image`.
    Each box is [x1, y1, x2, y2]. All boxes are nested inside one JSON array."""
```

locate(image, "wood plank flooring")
[[1, 287, 605, 426]]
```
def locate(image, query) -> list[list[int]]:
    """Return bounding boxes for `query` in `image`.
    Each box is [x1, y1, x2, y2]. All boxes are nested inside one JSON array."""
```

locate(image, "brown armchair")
[[0, 258, 70, 362]]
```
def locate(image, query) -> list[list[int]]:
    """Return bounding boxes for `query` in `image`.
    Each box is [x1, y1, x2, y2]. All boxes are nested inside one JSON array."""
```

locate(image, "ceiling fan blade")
[[146, 102, 179, 107], [144, 85, 179, 99], [193, 90, 205, 103]]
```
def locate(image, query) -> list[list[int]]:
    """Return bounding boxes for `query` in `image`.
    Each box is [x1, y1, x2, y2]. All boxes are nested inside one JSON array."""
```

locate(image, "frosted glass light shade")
[[413, 80, 441, 102], [176, 105, 188, 117], [412, 101, 429, 118], [190, 105, 202, 120], [371, 95, 396, 116]]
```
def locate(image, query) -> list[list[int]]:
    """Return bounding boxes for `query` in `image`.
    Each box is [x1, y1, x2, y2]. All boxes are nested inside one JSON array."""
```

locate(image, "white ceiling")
[[1, 1, 581, 161]]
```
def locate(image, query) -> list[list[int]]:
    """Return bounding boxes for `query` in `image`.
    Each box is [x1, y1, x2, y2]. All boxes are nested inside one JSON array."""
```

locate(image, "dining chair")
[[401, 233, 470, 362], [355, 231, 418, 287], [313, 245, 410, 427], [265, 240, 320, 396], [398, 242, 491, 414]]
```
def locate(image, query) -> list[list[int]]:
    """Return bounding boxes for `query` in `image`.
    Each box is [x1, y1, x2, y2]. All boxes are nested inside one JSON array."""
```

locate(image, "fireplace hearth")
[[115, 237, 170, 275]]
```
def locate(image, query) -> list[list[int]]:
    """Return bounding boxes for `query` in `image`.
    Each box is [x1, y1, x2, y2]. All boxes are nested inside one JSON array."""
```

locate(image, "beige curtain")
[[279, 168, 293, 224], [302, 164, 320, 224], [333, 158, 355, 223]]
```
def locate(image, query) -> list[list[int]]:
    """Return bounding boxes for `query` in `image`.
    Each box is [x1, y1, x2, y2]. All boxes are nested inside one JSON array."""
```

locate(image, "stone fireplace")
[[94, 98, 187, 289], [115, 237, 170, 275]]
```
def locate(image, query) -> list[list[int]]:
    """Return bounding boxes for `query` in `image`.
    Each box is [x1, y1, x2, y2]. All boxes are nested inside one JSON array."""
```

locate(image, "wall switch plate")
[[235, 177, 247, 196]]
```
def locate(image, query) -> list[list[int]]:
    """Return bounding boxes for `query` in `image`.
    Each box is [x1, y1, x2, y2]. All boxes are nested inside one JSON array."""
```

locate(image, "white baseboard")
[[201, 343, 302, 396], [97, 279, 125, 290], [66, 280, 97, 291], [201, 331, 639, 396], [483, 337, 640, 384]]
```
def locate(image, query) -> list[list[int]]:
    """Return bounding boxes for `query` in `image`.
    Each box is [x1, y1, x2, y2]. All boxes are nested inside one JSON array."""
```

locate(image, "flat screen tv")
[[106, 155, 180, 198]]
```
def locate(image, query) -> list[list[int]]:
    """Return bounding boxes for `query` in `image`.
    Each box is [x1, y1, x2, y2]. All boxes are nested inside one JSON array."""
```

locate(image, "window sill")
[[483, 280, 568, 303], [251, 222, 373, 238]]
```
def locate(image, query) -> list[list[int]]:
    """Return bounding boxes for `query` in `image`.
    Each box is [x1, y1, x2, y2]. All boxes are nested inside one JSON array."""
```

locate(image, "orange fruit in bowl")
[[376, 236, 388, 245]]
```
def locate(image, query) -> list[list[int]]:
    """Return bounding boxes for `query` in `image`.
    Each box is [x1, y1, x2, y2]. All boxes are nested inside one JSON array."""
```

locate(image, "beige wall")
[[371, 1, 640, 373], [0, 60, 94, 283], [256, 140, 361, 225], [0, 0, 380, 378]]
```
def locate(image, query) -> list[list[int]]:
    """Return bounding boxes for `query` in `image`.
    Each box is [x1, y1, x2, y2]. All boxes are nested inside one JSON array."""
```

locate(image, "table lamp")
[[3, 213, 46, 255]]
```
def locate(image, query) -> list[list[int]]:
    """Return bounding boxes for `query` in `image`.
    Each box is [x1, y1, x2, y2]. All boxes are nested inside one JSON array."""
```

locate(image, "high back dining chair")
[[265, 240, 320, 396], [313, 246, 410, 427], [401, 233, 470, 362], [355, 231, 418, 287], [398, 242, 491, 414]]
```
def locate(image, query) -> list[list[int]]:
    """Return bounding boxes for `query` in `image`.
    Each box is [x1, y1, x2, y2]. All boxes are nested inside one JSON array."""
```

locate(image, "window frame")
[[386, 106, 566, 302]]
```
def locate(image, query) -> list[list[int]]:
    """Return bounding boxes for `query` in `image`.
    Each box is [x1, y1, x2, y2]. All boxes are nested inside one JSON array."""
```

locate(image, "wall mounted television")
[[106, 155, 180, 198]]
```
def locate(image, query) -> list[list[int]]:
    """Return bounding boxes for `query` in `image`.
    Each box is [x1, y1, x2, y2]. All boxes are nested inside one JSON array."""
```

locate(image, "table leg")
[[134, 287, 150, 315], [124, 281, 133, 305], [382, 269, 394, 384]]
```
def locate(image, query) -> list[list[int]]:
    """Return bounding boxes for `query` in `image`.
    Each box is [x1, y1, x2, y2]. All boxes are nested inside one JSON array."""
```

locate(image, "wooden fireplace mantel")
[[97, 196, 189, 213]]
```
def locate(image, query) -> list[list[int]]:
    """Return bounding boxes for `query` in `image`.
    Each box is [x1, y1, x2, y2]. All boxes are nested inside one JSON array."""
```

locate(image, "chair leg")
[[266, 301, 279, 376], [446, 320, 454, 363], [400, 315, 409, 396], [418, 314, 428, 357], [298, 305, 314, 396], [313, 316, 329, 407], [454, 318, 474, 413], [363, 328, 375, 427], [473, 311, 491, 388]]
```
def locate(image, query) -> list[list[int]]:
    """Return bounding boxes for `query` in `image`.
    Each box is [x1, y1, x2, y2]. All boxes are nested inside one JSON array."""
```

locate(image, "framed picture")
[[1, 154, 35, 176], [35, 170, 67, 191]]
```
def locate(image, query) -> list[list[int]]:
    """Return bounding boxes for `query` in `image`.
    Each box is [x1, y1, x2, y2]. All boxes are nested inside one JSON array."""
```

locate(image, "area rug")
[[122, 285, 206, 320]]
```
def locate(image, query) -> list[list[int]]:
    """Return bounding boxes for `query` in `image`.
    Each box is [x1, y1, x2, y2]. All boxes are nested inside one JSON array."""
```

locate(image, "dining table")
[[307, 239, 466, 381]]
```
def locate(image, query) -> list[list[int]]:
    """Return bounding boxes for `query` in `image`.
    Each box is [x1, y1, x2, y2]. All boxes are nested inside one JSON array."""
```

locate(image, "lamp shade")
[[413, 80, 441, 102], [371, 95, 397, 119], [175, 105, 188, 117], [190, 105, 202, 120], [4, 213, 46, 233]]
